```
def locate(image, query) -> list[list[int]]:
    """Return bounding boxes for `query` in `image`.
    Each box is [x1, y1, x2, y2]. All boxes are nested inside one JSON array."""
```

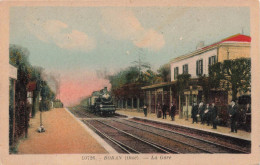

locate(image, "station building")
[[142, 34, 251, 117]]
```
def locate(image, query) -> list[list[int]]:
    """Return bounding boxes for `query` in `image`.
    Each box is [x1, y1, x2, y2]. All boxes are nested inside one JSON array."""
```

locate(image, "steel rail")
[[124, 119, 248, 154], [84, 120, 140, 154], [96, 120, 180, 154], [108, 119, 211, 153]]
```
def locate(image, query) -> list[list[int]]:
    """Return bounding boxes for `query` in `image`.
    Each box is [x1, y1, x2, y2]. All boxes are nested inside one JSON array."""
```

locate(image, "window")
[[174, 67, 179, 80], [183, 64, 188, 74], [196, 59, 203, 75], [208, 55, 217, 66]]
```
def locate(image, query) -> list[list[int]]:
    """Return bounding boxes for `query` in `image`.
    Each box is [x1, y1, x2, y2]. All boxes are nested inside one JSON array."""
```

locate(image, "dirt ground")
[[18, 108, 107, 154]]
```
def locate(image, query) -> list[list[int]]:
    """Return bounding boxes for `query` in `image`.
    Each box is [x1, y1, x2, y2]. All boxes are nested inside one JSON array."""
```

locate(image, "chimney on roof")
[[196, 41, 204, 50]]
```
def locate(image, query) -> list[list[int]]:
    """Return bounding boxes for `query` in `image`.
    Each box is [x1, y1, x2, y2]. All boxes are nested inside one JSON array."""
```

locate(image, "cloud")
[[27, 19, 96, 52], [133, 29, 165, 50], [100, 9, 165, 51]]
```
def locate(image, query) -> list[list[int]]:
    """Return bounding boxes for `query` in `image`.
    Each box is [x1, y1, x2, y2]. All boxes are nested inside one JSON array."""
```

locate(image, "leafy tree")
[[125, 67, 139, 83], [30, 66, 44, 117], [40, 81, 56, 111], [142, 69, 161, 84], [176, 74, 191, 94], [198, 74, 210, 103], [9, 44, 31, 144], [209, 58, 251, 100], [157, 63, 171, 82], [9, 44, 58, 148]]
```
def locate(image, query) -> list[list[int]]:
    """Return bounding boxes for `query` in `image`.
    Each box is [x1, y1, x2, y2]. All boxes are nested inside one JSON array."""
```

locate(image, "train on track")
[[85, 87, 116, 116]]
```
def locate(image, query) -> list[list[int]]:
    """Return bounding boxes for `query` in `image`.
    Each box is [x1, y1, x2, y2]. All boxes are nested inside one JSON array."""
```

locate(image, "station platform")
[[17, 108, 115, 154], [116, 108, 251, 141]]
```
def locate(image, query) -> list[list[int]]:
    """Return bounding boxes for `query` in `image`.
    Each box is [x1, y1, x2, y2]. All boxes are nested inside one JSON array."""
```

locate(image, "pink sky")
[[58, 70, 111, 107]]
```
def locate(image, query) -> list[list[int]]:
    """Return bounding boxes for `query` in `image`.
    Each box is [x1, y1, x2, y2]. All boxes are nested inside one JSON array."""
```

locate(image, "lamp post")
[[38, 80, 45, 133], [39, 80, 43, 126], [186, 94, 188, 120]]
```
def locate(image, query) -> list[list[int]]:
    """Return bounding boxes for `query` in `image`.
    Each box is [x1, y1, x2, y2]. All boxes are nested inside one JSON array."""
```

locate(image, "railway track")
[[69, 106, 125, 119], [109, 119, 248, 154], [130, 117, 250, 153], [69, 106, 249, 154], [84, 119, 228, 153], [84, 119, 180, 154]]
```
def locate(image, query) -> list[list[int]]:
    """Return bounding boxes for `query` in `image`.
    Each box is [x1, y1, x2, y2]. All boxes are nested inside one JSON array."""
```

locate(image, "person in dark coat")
[[157, 103, 161, 118], [245, 103, 251, 132], [211, 103, 218, 129], [198, 102, 205, 124], [170, 102, 176, 121], [204, 103, 211, 126], [143, 105, 148, 117], [162, 103, 168, 119], [191, 102, 198, 123], [229, 100, 238, 133]]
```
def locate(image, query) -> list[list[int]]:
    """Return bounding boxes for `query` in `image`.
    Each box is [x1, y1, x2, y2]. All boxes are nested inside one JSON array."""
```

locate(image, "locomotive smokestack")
[[104, 87, 108, 92]]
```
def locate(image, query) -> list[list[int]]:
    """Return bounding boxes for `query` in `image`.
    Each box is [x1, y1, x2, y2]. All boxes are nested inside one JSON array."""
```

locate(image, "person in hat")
[[191, 102, 199, 123], [170, 102, 176, 121], [228, 100, 238, 133], [162, 103, 168, 119], [211, 102, 218, 129], [198, 102, 205, 124], [143, 104, 148, 117]]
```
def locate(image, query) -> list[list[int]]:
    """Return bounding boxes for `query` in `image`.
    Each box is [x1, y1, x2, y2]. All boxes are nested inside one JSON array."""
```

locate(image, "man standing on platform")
[[229, 100, 238, 133], [245, 103, 251, 132], [211, 103, 218, 129], [198, 102, 205, 124], [143, 105, 148, 117], [162, 103, 167, 119], [191, 102, 198, 123], [170, 102, 176, 121], [204, 103, 211, 126]]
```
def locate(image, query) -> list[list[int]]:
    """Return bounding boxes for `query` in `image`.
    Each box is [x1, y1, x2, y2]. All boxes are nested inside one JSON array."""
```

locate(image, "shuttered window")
[[208, 55, 217, 66], [196, 59, 203, 76], [183, 64, 188, 74], [174, 67, 179, 80]]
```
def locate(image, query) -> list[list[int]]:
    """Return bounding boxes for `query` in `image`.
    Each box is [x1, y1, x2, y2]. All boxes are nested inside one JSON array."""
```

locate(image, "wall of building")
[[218, 43, 250, 62], [170, 48, 217, 81]]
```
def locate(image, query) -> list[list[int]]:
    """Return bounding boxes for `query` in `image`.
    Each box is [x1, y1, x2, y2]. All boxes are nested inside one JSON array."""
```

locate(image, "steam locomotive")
[[86, 87, 116, 115]]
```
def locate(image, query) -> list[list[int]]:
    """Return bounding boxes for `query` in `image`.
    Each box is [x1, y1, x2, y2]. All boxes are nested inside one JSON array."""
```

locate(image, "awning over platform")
[[141, 81, 176, 90]]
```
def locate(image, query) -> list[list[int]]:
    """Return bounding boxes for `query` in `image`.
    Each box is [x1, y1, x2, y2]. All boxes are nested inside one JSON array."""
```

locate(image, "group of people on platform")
[[143, 102, 177, 121], [191, 100, 251, 133], [191, 102, 219, 129], [143, 100, 251, 133]]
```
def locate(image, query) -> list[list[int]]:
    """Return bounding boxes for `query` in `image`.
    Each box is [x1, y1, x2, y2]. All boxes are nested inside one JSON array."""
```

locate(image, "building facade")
[[171, 34, 251, 80], [142, 34, 251, 118]]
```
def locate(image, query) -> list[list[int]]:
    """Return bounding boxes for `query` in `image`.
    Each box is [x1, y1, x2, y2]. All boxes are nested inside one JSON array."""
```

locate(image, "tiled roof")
[[201, 34, 251, 50], [171, 34, 251, 63]]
